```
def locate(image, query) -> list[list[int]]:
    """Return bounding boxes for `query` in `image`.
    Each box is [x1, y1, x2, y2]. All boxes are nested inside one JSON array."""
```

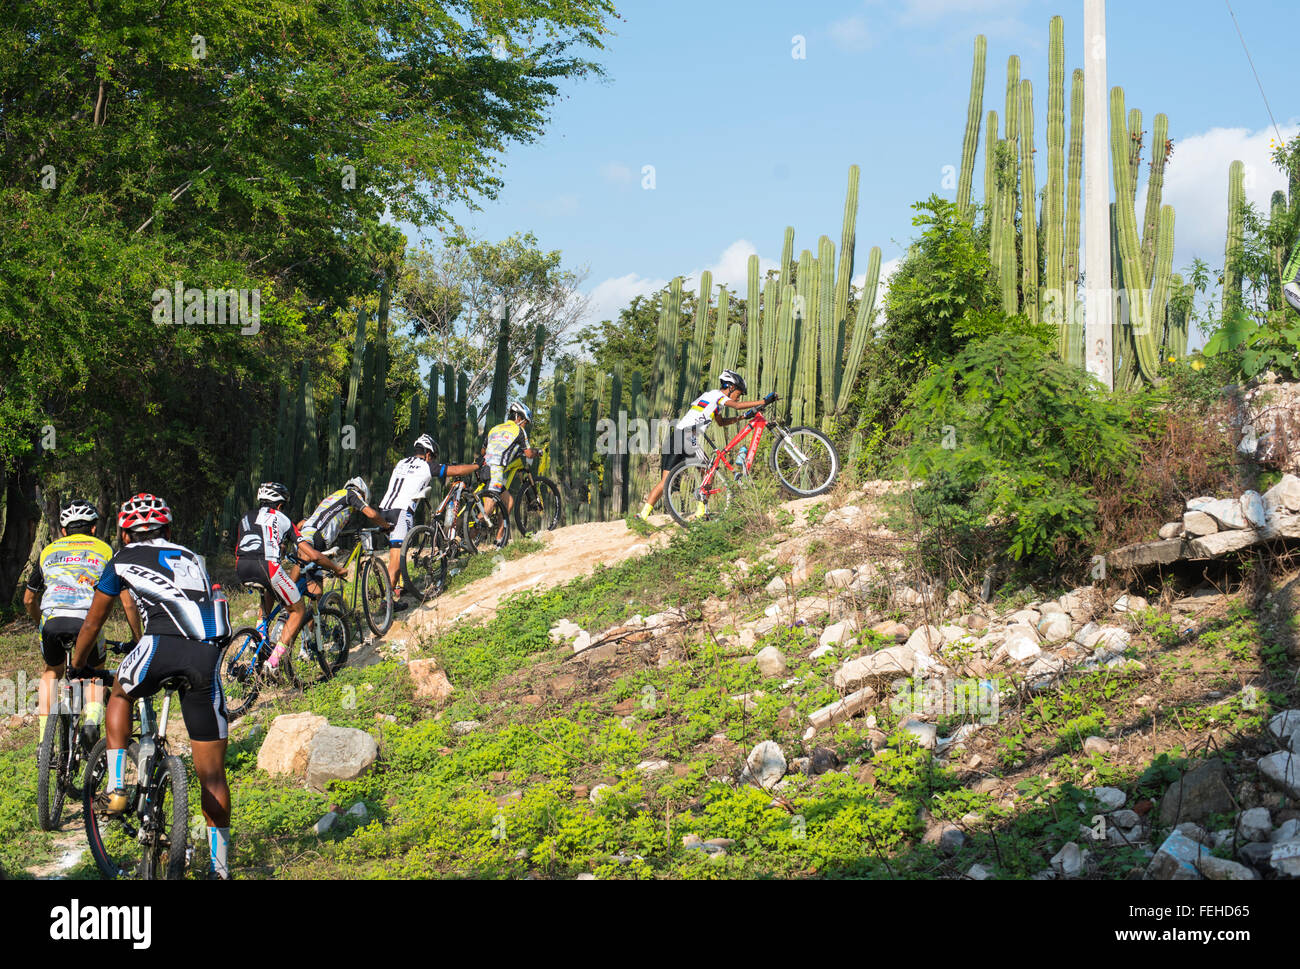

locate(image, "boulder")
[[871, 620, 911, 641], [305, 726, 379, 793], [1050, 842, 1086, 879], [905, 625, 943, 655], [1198, 498, 1247, 530], [1037, 613, 1073, 643], [1093, 787, 1127, 812], [1182, 511, 1219, 537], [998, 631, 1042, 664], [1272, 839, 1300, 877], [922, 822, 968, 856], [1264, 474, 1300, 513], [1258, 751, 1300, 799], [820, 621, 858, 649], [1187, 529, 1261, 559], [824, 569, 855, 590], [755, 646, 788, 678], [765, 576, 787, 596], [1093, 627, 1132, 651], [1197, 856, 1260, 880], [1159, 759, 1235, 826], [939, 624, 969, 645], [1241, 491, 1268, 528], [1108, 540, 1184, 569], [313, 812, 338, 836], [548, 619, 582, 644], [258, 712, 329, 779], [635, 759, 671, 774], [1158, 522, 1185, 540], [1268, 710, 1300, 746], [740, 741, 786, 790], [1083, 736, 1113, 756], [1073, 623, 1104, 649], [899, 719, 937, 749], [1111, 594, 1148, 613], [834, 645, 923, 691], [1145, 829, 1211, 880], [407, 659, 453, 707], [809, 643, 836, 660], [452, 720, 482, 736]]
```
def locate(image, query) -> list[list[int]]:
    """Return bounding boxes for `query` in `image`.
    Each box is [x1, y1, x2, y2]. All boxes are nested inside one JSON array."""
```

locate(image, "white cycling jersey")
[[236, 507, 297, 563], [380, 457, 434, 512], [676, 389, 729, 431]]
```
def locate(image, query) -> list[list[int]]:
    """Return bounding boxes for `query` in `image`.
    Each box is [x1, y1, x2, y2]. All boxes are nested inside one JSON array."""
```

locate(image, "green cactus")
[[1165, 273, 1191, 360], [779, 227, 795, 294], [1019, 79, 1039, 324], [1141, 114, 1170, 279], [1045, 17, 1065, 337], [761, 277, 777, 392], [1063, 68, 1085, 367], [746, 255, 761, 389], [774, 284, 797, 414], [1224, 160, 1245, 315], [1127, 108, 1143, 202], [1110, 87, 1160, 384], [685, 272, 713, 409], [720, 289, 741, 372], [986, 110, 1000, 257], [440, 363, 455, 463], [650, 277, 683, 426], [835, 246, 882, 414], [996, 139, 1019, 315], [958, 36, 988, 221], [835, 166, 859, 372], [486, 303, 511, 427], [817, 236, 837, 422], [1149, 205, 1177, 354]]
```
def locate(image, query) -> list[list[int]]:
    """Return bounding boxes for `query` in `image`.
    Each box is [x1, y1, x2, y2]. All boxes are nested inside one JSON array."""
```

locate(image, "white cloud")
[[853, 256, 903, 325], [582, 272, 669, 326], [830, 15, 874, 52], [532, 194, 580, 218], [1156, 122, 1298, 272], [599, 162, 634, 185]]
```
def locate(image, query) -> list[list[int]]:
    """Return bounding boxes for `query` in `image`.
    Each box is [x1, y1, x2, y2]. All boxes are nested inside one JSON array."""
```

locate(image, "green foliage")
[[898, 333, 1135, 564]]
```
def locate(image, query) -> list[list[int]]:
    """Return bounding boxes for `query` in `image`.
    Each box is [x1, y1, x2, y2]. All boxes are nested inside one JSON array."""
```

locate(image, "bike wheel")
[[139, 754, 188, 881], [516, 476, 563, 535], [664, 461, 732, 528], [220, 626, 267, 720], [84, 739, 143, 879], [37, 712, 70, 831], [360, 556, 393, 638], [299, 605, 351, 686], [459, 495, 488, 554], [401, 525, 444, 600], [769, 425, 840, 497]]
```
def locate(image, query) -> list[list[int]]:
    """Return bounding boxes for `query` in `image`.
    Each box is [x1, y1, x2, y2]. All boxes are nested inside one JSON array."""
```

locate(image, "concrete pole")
[[1084, 0, 1113, 388]]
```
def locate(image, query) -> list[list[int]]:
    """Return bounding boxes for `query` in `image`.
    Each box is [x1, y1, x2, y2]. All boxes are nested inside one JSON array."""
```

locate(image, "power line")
[[1224, 0, 1286, 146]]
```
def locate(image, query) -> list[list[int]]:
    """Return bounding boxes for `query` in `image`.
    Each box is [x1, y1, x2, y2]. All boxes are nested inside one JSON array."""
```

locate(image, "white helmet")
[[413, 434, 439, 459], [346, 476, 370, 504], [257, 481, 290, 505], [60, 499, 99, 529], [507, 400, 532, 423], [718, 370, 747, 395]]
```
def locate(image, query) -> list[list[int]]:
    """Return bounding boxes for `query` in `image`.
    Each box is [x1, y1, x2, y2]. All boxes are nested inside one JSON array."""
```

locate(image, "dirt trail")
[[394, 515, 675, 641]]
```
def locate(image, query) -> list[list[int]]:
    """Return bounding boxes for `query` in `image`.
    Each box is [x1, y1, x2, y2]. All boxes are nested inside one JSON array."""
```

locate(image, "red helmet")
[[118, 493, 172, 532]]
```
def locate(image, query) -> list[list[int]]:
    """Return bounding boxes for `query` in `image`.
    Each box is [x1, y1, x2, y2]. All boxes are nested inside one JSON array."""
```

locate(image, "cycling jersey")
[[95, 539, 231, 641], [484, 420, 528, 468], [381, 457, 449, 512], [299, 486, 368, 551], [25, 534, 114, 622], [235, 507, 299, 563], [676, 389, 729, 431]]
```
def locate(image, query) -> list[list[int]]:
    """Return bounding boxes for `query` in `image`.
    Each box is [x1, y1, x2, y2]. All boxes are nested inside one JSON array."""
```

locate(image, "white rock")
[[1197, 856, 1261, 880], [824, 569, 855, 589], [1236, 807, 1273, 842], [755, 646, 788, 678], [1112, 594, 1148, 613], [1050, 842, 1085, 878], [1263, 474, 1300, 513], [1083, 736, 1113, 756], [741, 741, 787, 790], [1037, 613, 1073, 643], [1093, 787, 1127, 812], [807, 687, 877, 732], [833, 645, 930, 691], [451, 720, 482, 736], [635, 759, 671, 774], [1009, 609, 1041, 626], [1268, 710, 1300, 745], [1270, 839, 1300, 877], [1159, 522, 1185, 540], [939, 624, 969, 644], [820, 621, 858, 648], [1259, 751, 1300, 799], [1241, 491, 1268, 528], [1199, 498, 1247, 530], [809, 644, 836, 660], [905, 625, 943, 655], [1273, 819, 1300, 843], [966, 863, 993, 880], [1182, 511, 1219, 537], [765, 576, 787, 595], [899, 719, 937, 749], [1093, 627, 1131, 651], [1073, 623, 1104, 649], [763, 602, 782, 618], [1000, 632, 1042, 663], [571, 631, 591, 654], [548, 619, 582, 644]]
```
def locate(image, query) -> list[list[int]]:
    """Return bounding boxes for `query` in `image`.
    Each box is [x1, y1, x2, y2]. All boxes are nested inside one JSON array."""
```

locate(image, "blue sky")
[[407, 0, 1297, 337]]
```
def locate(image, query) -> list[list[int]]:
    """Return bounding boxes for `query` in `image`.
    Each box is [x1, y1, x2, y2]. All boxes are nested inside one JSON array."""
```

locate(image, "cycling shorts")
[[488, 459, 522, 494], [382, 507, 415, 544], [115, 634, 228, 742], [39, 615, 105, 668], [661, 427, 704, 476], [236, 557, 301, 608]]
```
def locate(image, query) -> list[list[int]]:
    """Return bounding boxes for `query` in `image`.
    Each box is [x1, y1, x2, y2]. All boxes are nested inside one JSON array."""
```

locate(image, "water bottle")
[[735, 445, 748, 479]]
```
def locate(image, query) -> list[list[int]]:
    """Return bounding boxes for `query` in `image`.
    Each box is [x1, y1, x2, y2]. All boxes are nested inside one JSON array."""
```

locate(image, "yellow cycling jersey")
[[26, 533, 114, 620], [484, 420, 527, 466]]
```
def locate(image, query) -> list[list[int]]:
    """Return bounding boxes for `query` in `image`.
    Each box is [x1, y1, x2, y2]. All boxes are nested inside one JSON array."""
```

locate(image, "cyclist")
[[235, 483, 337, 671], [378, 434, 480, 599], [637, 370, 773, 523], [295, 476, 393, 594], [23, 500, 117, 747], [68, 494, 235, 880], [480, 401, 539, 543]]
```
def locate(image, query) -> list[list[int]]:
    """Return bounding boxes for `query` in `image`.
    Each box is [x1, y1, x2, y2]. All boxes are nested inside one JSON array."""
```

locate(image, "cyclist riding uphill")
[[479, 401, 539, 542], [68, 493, 236, 880], [236, 482, 335, 672], [379, 434, 480, 599], [23, 500, 118, 746], [295, 475, 392, 594], [638, 370, 774, 523]]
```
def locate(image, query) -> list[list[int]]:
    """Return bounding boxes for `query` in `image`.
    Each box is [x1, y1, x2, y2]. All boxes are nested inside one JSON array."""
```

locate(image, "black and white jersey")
[[235, 507, 298, 563], [95, 539, 231, 641], [300, 487, 368, 549], [380, 457, 437, 512]]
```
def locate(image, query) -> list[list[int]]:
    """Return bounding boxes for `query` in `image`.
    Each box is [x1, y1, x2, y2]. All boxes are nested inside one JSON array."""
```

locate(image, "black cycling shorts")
[[40, 616, 105, 668], [236, 556, 301, 608], [115, 635, 228, 742], [661, 427, 704, 476]]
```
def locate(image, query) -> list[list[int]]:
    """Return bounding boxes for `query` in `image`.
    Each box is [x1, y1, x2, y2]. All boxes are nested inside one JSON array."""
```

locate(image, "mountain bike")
[[511, 461, 564, 536], [220, 564, 351, 719], [400, 484, 474, 601], [663, 398, 839, 527], [82, 671, 190, 880], [37, 638, 131, 831], [321, 526, 394, 638], [461, 469, 512, 553]]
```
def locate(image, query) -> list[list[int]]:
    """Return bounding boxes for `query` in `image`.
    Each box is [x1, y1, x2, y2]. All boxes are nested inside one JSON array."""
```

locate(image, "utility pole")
[[1084, 0, 1113, 388]]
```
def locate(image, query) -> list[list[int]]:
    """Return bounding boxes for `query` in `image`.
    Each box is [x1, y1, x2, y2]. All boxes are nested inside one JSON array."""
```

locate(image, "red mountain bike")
[[663, 399, 839, 527]]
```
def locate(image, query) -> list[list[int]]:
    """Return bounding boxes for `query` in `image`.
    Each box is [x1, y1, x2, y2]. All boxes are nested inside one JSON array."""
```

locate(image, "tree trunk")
[[0, 455, 41, 610]]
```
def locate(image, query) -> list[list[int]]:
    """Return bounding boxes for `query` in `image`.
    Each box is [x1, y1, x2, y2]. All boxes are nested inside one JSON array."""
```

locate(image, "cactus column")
[[1046, 16, 1066, 339], [1019, 79, 1040, 324], [1110, 87, 1160, 384], [958, 36, 988, 221], [1224, 160, 1246, 316]]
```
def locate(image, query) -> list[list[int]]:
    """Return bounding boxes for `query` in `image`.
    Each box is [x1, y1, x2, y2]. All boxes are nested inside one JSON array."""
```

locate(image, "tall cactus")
[[1165, 273, 1191, 360], [1063, 68, 1085, 366], [685, 272, 712, 408], [774, 285, 797, 412], [1019, 79, 1040, 324], [778, 227, 795, 293], [834, 166, 860, 379], [649, 277, 683, 427], [1224, 160, 1246, 315], [958, 36, 988, 221], [761, 277, 777, 392], [1127, 108, 1143, 202], [486, 303, 511, 427], [1110, 87, 1160, 384], [817, 236, 838, 423], [1045, 16, 1066, 335], [746, 255, 761, 387], [720, 289, 741, 371], [1149, 205, 1177, 352], [986, 110, 1000, 257], [1141, 114, 1170, 279], [344, 307, 366, 475], [835, 246, 882, 414], [996, 139, 1019, 314]]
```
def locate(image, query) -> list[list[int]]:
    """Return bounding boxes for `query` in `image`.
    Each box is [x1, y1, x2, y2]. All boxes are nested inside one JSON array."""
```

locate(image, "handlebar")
[[104, 640, 134, 656]]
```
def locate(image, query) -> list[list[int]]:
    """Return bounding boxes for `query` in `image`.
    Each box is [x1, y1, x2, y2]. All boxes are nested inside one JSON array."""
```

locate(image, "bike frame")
[[697, 410, 770, 495]]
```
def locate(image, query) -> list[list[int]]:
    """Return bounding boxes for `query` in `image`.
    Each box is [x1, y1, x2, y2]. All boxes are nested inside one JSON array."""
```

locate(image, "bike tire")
[[301, 605, 351, 685], [664, 461, 732, 527], [459, 494, 494, 554], [360, 556, 393, 638], [514, 476, 563, 535], [37, 712, 70, 831], [769, 425, 840, 497], [83, 739, 141, 879], [220, 626, 266, 720], [401, 525, 443, 600], [139, 754, 188, 881]]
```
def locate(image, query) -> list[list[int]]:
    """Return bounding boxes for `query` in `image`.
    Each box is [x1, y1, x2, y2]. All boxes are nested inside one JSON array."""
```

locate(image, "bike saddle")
[[158, 674, 190, 692]]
